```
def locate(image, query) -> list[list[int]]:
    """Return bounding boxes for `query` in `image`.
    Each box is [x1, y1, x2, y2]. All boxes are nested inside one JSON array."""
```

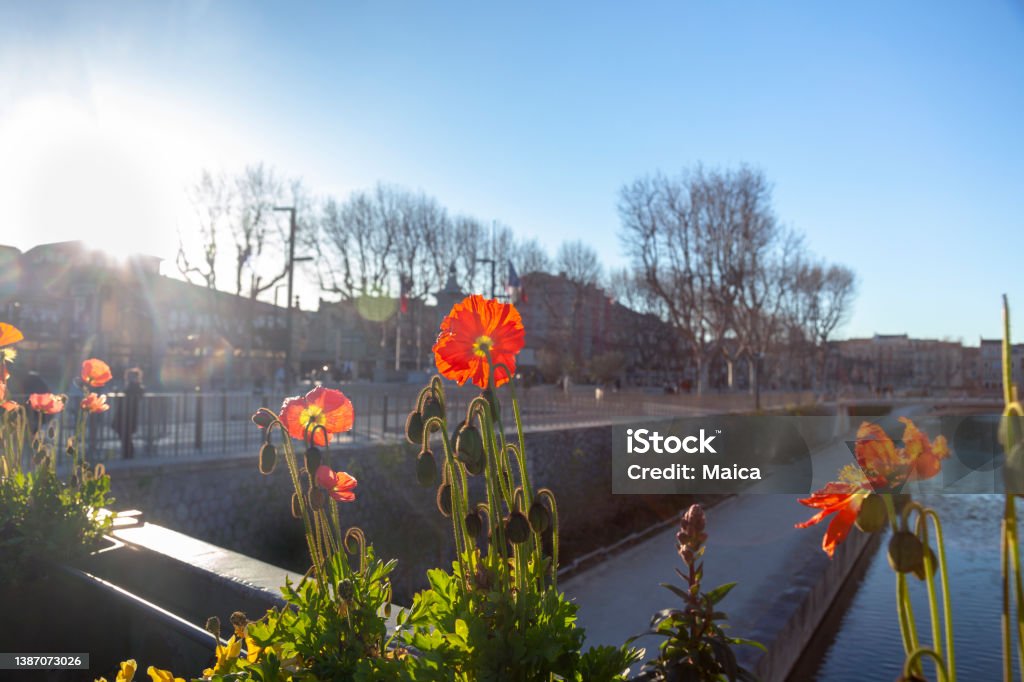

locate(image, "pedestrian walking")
[[114, 367, 144, 459]]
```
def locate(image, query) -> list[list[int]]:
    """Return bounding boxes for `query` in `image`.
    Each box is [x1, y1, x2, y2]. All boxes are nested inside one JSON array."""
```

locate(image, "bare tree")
[[619, 166, 777, 395], [177, 163, 308, 301], [513, 238, 552, 276], [790, 261, 856, 392], [556, 240, 602, 285], [177, 170, 229, 290]]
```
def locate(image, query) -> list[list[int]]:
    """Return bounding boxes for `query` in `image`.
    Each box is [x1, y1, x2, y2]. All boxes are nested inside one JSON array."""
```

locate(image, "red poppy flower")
[[279, 386, 354, 446], [795, 481, 866, 558], [81, 358, 113, 388], [81, 393, 110, 414], [1, 400, 18, 412], [433, 295, 525, 389], [853, 418, 949, 490], [898, 417, 950, 481], [29, 393, 65, 415], [315, 465, 357, 502], [0, 322, 23, 347]]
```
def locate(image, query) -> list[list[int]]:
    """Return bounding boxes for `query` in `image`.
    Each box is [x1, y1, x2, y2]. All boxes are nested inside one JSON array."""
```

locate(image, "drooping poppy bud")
[[421, 394, 444, 423], [464, 510, 483, 538], [338, 578, 355, 601], [309, 486, 328, 511], [251, 408, 276, 429], [205, 616, 221, 638], [506, 511, 531, 544], [405, 411, 425, 445], [259, 443, 277, 475], [888, 531, 924, 574], [855, 493, 887, 533], [456, 424, 485, 475], [450, 419, 466, 453], [436, 483, 453, 517], [304, 446, 322, 474], [528, 501, 551, 534], [417, 449, 437, 487]]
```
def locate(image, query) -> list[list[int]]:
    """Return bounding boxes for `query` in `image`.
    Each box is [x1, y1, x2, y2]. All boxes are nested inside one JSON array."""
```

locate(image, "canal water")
[[792, 494, 1022, 680]]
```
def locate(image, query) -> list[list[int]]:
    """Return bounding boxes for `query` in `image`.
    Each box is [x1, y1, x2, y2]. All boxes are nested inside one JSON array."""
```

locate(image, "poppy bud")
[[258, 443, 277, 475], [912, 544, 939, 581], [450, 419, 465, 453], [205, 616, 221, 638], [855, 493, 887, 533], [405, 411, 425, 445], [338, 578, 355, 601], [464, 510, 483, 538], [436, 483, 453, 517], [421, 395, 444, 423], [888, 531, 924, 574], [66, 443, 75, 457], [290, 492, 301, 519], [308, 486, 328, 511], [416, 449, 437, 487], [506, 511, 531, 544], [251, 408, 276, 429], [229, 611, 248, 632], [304, 446, 322, 473], [456, 425, 485, 476], [528, 501, 551, 534]]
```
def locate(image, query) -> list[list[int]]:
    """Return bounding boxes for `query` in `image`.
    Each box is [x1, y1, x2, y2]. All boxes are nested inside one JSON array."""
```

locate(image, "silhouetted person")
[[114, 368, 144, 459]]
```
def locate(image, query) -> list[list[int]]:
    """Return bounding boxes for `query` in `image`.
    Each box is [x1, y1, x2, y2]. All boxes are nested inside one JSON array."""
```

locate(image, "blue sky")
[[1, 1, 1022, 341]]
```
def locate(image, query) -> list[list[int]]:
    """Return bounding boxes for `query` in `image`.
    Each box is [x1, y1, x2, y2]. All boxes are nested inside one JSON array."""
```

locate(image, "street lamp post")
[[273, 206, 313, 390], [476, 258, 496, 299]]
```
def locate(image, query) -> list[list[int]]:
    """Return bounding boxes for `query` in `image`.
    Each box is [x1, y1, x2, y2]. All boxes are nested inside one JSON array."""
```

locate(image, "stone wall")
[[108, 422, 667, 601]]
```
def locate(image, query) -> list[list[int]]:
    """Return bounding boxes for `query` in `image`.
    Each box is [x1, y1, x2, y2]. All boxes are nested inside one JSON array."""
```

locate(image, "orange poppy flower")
[[279, 386, 354, 446], [898, 416, 950, 481], [29, 393, 65, 415], [81, 358, 113, 388], [0, 322, 23, 347], [795, 480, 866, 558], [433, 295, 525, 389], [1, 400, 18, 412], [81, 393, 110, 414], [853, 418, 949, 490], [315, 465, 358, 502]]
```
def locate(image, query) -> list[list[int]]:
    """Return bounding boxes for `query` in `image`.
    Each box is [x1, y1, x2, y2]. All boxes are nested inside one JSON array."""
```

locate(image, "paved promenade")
[[562, 407, 924, 680]]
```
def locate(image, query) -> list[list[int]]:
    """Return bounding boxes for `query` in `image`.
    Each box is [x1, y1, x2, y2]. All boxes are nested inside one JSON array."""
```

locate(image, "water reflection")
[[795, 494, 1019, 680]]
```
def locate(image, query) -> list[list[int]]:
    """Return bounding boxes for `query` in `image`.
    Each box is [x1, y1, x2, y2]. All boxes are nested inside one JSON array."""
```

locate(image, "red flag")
[[400, 274, 410, 314]]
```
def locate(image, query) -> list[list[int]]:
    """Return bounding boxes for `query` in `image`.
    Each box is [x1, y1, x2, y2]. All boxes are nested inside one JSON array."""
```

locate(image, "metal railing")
[[6, 385, 815, 463]]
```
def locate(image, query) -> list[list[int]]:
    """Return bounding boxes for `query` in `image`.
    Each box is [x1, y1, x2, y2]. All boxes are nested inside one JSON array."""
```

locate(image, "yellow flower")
[[211, 635, 243, 674], [244, 635, 262, 663], [146, 667, 185, 682], [116, 660, 137, 682]]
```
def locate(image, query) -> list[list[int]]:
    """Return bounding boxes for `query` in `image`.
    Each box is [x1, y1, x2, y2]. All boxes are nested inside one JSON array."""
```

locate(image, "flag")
[[399, 274, 411, 314], [506, 261, 527, 303]]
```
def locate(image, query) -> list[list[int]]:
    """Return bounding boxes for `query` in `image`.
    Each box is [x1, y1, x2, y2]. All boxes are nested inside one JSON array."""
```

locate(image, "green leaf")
[[706, 582, 737, 605]]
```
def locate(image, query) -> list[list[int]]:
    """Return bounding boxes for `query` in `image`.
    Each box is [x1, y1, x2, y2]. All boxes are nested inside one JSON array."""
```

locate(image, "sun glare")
[[0, 89, 230, 266]]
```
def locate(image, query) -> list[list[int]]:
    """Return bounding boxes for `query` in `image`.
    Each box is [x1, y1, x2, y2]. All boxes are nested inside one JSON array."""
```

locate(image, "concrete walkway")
[[563, 408, 924, 680]]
